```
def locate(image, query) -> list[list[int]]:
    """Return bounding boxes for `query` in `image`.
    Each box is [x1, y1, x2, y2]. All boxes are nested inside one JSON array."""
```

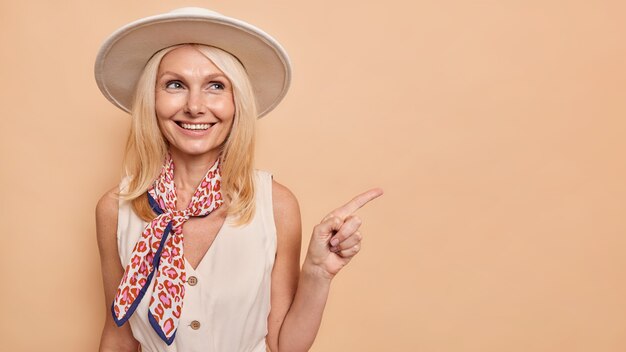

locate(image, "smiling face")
[[155, 45, 235, 161]]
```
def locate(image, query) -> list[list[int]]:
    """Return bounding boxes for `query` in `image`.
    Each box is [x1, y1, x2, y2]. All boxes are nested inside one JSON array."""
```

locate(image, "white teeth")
[[180, 123, 211, 130]]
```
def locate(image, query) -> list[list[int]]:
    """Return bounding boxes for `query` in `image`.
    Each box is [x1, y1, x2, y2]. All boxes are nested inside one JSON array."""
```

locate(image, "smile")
[[177, 122, 215, 131]]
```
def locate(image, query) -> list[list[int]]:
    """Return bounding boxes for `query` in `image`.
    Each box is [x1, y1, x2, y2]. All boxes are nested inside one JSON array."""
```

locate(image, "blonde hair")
[[120, 44, 258, 225]]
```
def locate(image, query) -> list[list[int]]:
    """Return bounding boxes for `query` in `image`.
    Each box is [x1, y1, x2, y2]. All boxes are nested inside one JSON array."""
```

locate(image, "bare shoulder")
[[271, 179, 302, 241], [96, 186, 120, 244], [97, 186, 119, 216], [271, 179, 300, 220]]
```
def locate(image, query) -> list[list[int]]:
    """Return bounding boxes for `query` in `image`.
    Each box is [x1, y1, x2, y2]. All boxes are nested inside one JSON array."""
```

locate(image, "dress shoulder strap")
[[253, 170, 277, 247]]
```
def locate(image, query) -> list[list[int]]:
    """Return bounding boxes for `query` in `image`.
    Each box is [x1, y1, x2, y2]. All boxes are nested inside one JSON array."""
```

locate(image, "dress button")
[[188, 276, 198, 286], [190, 320, 201, 330]]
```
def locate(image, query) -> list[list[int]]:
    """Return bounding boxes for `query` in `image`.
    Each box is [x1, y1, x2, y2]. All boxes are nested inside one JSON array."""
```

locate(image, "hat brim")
[[94, 8, 291, 118]]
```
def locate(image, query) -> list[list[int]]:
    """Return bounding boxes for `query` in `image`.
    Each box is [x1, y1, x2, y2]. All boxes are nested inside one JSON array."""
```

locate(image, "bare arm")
[[266, 181, 383, 352], [266, 180, 302, 351], [95, 187, 140, 352]]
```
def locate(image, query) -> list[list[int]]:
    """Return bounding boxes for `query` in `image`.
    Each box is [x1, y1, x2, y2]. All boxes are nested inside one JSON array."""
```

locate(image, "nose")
[[183, 89, 207, 117]]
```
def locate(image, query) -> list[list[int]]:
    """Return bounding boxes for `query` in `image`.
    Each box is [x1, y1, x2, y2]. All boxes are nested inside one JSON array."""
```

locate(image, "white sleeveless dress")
[[116, 170, 276, 352]]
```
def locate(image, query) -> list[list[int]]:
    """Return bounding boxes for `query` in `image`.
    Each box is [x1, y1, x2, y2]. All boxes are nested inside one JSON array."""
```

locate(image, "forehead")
[[158, 45, 224, 76]]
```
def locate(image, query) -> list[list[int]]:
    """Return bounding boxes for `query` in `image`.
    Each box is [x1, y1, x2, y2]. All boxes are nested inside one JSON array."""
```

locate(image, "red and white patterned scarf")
[[112, 152, 223, 345]]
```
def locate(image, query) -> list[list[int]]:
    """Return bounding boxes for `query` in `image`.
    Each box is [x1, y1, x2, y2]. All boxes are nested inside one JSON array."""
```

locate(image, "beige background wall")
[[1, 0, 625, 351]]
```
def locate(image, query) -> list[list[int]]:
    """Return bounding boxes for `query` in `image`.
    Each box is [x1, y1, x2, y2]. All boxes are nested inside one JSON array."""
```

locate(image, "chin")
[[169, 144, 223, 159]]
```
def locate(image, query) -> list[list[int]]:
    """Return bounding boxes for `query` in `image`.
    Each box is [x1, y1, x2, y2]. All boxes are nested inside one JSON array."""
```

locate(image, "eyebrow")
[[157, 71, 228, 80]]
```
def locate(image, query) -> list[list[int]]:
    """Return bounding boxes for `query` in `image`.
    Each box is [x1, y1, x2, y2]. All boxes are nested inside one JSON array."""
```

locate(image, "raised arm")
[[95, 187, 139, 352], [266, 181, 383, 352]]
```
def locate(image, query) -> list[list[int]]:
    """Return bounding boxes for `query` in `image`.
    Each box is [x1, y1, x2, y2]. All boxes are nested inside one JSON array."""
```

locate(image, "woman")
[[95, 7, 382, 352]]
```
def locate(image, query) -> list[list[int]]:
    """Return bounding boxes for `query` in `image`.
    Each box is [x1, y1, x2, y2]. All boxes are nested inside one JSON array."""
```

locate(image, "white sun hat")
[[94, 7, 291, 118]]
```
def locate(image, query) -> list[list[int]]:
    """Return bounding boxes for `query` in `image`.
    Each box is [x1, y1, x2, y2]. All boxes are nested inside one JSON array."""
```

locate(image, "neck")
[[169, 148, 220, 196]]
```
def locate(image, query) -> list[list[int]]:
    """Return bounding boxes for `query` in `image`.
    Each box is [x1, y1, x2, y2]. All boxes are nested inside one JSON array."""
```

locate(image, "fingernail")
[[330, 238, 339, 247]]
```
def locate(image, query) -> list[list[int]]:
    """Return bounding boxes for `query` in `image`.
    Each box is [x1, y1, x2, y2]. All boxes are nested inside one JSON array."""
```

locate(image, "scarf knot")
[[170, 210, 191, 232], [111, 153, 223, 345]]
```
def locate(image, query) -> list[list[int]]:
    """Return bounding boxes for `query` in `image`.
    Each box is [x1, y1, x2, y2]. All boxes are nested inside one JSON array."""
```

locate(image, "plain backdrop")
[[1, 0, 625, 351]]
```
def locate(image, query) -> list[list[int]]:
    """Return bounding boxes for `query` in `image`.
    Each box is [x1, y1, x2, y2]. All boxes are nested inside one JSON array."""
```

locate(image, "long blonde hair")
[[120, 44, 258, 225]]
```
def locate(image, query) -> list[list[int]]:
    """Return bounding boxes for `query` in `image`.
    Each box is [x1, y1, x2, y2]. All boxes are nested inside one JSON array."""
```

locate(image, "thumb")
[[312, 215, 344, 243]]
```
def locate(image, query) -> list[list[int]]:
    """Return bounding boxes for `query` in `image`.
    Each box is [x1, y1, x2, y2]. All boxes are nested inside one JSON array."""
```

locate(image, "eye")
[[208, 81, 225, 90], [165, 80, 184, 89]]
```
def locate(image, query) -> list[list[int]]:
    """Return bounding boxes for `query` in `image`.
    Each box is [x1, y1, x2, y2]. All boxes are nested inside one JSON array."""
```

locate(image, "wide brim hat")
[[94, 7, 291, 118]]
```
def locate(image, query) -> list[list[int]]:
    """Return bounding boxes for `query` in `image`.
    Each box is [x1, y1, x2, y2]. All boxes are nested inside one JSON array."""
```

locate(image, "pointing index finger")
[[328, 188, 384, 220]]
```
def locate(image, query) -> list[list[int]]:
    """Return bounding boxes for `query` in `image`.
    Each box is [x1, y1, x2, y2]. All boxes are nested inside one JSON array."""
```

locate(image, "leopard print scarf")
[[112, 152, 223, 345]]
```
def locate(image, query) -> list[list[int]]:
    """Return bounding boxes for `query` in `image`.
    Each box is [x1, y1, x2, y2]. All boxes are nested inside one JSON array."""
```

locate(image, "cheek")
[[155, 92, 184, 119], [214, 97, 236, 122]]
